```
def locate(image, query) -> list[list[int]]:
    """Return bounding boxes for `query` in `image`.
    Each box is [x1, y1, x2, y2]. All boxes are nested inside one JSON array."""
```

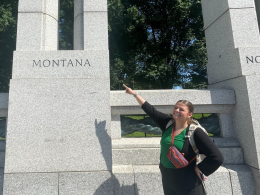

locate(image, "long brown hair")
[[176, 100, 194, 124]]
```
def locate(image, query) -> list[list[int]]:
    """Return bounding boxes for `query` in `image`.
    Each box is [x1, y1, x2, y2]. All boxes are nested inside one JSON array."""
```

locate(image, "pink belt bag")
[[167, 126, 196, 169]]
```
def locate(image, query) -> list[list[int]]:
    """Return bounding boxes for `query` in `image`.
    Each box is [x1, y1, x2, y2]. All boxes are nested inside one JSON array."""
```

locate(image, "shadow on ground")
[[94, 119, 139, 195]]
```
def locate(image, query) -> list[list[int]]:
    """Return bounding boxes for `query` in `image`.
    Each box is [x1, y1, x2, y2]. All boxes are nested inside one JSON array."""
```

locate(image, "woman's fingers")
[[123, 84, 133, 94], [195, 165, 207, 181], [195, 171, 207, 182], [123, 84, 129, 92], [196, 171, 202, 181]]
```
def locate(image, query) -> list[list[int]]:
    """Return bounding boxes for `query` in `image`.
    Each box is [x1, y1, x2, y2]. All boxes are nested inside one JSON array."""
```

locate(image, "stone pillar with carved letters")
[[201, 0, 260, 193], [3, 0, 112, 194], [255, 0, 260, 32]]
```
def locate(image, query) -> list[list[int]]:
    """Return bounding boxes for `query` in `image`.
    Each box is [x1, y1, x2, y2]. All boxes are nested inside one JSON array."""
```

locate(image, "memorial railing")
[[110, 89, 236, 140]]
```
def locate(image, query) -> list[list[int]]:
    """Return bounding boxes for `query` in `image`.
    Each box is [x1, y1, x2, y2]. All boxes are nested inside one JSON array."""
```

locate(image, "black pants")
[[159, 163, 206, 195]]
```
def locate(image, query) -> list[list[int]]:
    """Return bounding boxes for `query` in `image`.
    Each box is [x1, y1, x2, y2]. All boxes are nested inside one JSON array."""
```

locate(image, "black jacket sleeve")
[[141, 101, 172, 132], [194, 128, 224, 176]]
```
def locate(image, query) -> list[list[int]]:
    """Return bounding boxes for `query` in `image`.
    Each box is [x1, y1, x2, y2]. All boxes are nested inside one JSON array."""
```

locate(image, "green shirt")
[[160, 125, 187, 168]]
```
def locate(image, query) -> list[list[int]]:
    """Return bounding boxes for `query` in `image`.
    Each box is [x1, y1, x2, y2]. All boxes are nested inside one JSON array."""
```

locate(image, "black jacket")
[[141, 101, 224, 176]]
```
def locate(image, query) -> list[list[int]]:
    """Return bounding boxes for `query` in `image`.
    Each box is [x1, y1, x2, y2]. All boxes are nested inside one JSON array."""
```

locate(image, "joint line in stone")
[[133, 165, 137, 194], [44, 13, 58, 22], [18, 12, 58, 22], [74, 11, 108, 20], [229, 7, 255, 9], [18, 11, 43, 14], [84, 11, 108, 13], [209, 75, 245, 86], [74, 13, 83, 20], [247, 164, 258, 168], [204, 7, 255, 31], [204, 9, 229, 31], [225, 166, 234, 195], [58, 172, 60, 194], [4, 170, 112, 174]]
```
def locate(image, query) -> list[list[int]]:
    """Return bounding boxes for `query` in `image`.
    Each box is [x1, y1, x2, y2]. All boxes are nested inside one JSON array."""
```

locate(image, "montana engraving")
[[33, 59, 91, 67]]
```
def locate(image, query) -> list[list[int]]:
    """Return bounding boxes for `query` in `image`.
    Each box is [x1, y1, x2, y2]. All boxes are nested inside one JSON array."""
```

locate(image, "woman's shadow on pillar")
[[94, 119, 139, 195]]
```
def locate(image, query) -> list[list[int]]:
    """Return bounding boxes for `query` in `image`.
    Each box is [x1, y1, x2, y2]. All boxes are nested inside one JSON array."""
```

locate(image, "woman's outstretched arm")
[[123, 84, 145, 106], [123, 84, 172, 132]]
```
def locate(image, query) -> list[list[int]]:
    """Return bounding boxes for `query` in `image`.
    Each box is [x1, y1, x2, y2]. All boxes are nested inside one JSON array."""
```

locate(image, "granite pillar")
[[201, 0, 259, 193], [255, 0, 260, 33], [74, 0, 108, 50], [16, 0, 59, 51], [4, 0, 112, 194]]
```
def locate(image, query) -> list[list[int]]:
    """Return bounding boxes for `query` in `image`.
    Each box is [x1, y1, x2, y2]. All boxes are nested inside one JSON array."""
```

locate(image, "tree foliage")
[[59, 0, 74, 50], [108, 0, 208, 90], [0, 0, 18, 92]]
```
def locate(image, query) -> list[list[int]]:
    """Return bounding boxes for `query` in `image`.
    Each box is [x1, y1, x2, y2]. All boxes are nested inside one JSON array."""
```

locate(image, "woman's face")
[[172, 102, 192, 122]]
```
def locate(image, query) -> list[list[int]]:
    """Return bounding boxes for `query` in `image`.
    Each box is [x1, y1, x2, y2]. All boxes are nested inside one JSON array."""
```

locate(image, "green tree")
[[59, 0, 74, 50], [108, 0, 208, 90], [0, 0, 18, 92]]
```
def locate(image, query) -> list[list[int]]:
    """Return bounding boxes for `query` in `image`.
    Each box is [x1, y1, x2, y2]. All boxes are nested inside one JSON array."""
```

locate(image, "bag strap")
[[170, 126, 176, 146], [188, 156, 196, 164], [188, 119, 208, 156], [171, 125, 196, 164]]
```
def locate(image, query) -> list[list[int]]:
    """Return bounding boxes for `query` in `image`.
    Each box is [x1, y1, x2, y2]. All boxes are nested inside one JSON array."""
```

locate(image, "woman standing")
[[123, 84, 224, 195]]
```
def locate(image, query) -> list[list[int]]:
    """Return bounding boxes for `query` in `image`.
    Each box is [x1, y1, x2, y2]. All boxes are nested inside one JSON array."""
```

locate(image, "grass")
[[122, 115, 161, 137], [0, 118, 5, 140], [192, 113, 211, 119], [122, 114, 213, 137], [123, 131, 161, 137], [123, 115, 149, 120]]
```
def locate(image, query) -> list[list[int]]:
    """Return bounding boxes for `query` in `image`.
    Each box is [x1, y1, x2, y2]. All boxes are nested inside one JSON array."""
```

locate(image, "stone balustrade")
[[110, 89, 236, 139]]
